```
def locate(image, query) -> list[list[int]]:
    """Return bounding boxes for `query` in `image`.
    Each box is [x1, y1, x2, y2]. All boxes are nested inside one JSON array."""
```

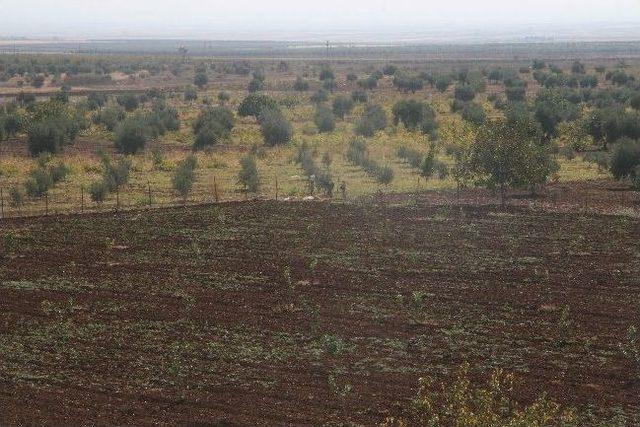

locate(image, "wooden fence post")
[[213, 175, 219, 203]]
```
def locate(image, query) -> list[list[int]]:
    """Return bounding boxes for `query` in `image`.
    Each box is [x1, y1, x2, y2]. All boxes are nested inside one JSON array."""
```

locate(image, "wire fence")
[[0, 182, 638, 221], [0, 175, 308, 220]]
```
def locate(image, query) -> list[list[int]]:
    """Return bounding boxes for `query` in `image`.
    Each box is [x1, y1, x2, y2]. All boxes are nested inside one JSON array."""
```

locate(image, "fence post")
[[275, 176, 279, 201], [213, 175, 219, 203]]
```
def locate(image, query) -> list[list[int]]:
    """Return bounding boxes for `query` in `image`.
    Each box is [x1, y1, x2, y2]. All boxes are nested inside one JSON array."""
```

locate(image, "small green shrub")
[[172, 155, 198, 200], [238, 154, 260, 193]]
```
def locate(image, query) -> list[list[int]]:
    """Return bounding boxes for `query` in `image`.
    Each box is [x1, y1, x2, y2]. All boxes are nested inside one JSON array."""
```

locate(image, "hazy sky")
[[2, 0, 640, 38]]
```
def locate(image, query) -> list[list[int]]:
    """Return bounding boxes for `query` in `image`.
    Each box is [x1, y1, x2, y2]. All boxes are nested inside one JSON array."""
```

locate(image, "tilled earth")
[[0, 198, 639, 425]]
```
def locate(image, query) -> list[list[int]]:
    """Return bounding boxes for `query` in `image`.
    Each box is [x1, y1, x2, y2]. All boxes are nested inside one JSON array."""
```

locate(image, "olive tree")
[[332, 95, 354, 119], [114, 116, 149, 154], [471, 119, 558, 205], [314, 105, 335, 133], [194, 72, 208, 88], [258, 108, 292, 146], [355, 104, 387, 137], [392, 99, 436, 131], [610, 138, 640, 181]]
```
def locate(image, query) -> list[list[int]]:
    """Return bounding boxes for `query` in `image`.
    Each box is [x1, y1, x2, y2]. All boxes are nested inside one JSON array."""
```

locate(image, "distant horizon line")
[[2, 20, 640, 42]]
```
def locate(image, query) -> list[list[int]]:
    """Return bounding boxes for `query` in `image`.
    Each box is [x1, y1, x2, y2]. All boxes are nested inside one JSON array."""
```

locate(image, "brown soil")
[[0, 195, 638, 425]]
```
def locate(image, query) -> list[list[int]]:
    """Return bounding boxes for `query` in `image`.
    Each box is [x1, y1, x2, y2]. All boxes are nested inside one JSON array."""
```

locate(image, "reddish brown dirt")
[[0, 197, 639, 425]]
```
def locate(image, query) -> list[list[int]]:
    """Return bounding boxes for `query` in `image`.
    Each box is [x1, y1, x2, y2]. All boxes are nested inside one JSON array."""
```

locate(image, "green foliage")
[[51, 87, 70, 104], [99, 154, 132, 193], [314, 105, 335, 133], [27, 100, 86, 156], [382, 64, 398, 76], [435, 76, 453, 92], [218, 91, 231, 104], [144, 101, 180, 137], [258, 108, 292, 146], [27, 118, 71, 156], [571, 60, 586, 74], [383, 363, 574, 427], [393, 72, 425, 93], [238, 154, 260, 193], [534, 89, 580, 139], [346, 137, 394, 185], [332, 95, 354, 119], [454, 84, 476, 102], [17, 92, 37, 107], [355, 104, 387, 137], [31, 74, 45, 88], [87, 92, 108, 110], [114, 116, 149, 154], [9, 186, 24, 208], [587, 107, 640, 148], [194, 72, 208, 88], [3, 112, 23, 136], [461, 102, 487, 126], [184, 86, 198, 102], [471, 119, 559, 201], [321, 335, 347, 356], [237, 93, 278, 118], [392, 99, 436, 131], [396, 145, 423, 169], [116, 93, 140, 112], [88, 180, 107, 204], [248, 78, 264, 93], [172, 155, 198, 200], [609, 70, 630, 86], [358, 75, 378, 90], [322, 79, 336, 92], [293, 76, 310, 91], [506, 85, 526, 102], [351, 89, 368, 103], [579, 74, 598, 88], [619, 325, 640, 376], [610, 138, 640, 181], [193, 106, 235, 149], [532, 59, 547, 70], [295, 143, 335, 196], [311, 89, 329, 104], [24, 156, 69, 198], [319, 68, 335, 81], [93, 102, 125, 131]]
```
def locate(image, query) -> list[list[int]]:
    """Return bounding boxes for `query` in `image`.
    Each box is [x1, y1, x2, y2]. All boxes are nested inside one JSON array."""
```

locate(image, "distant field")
[[2, 39, 640, 60]]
